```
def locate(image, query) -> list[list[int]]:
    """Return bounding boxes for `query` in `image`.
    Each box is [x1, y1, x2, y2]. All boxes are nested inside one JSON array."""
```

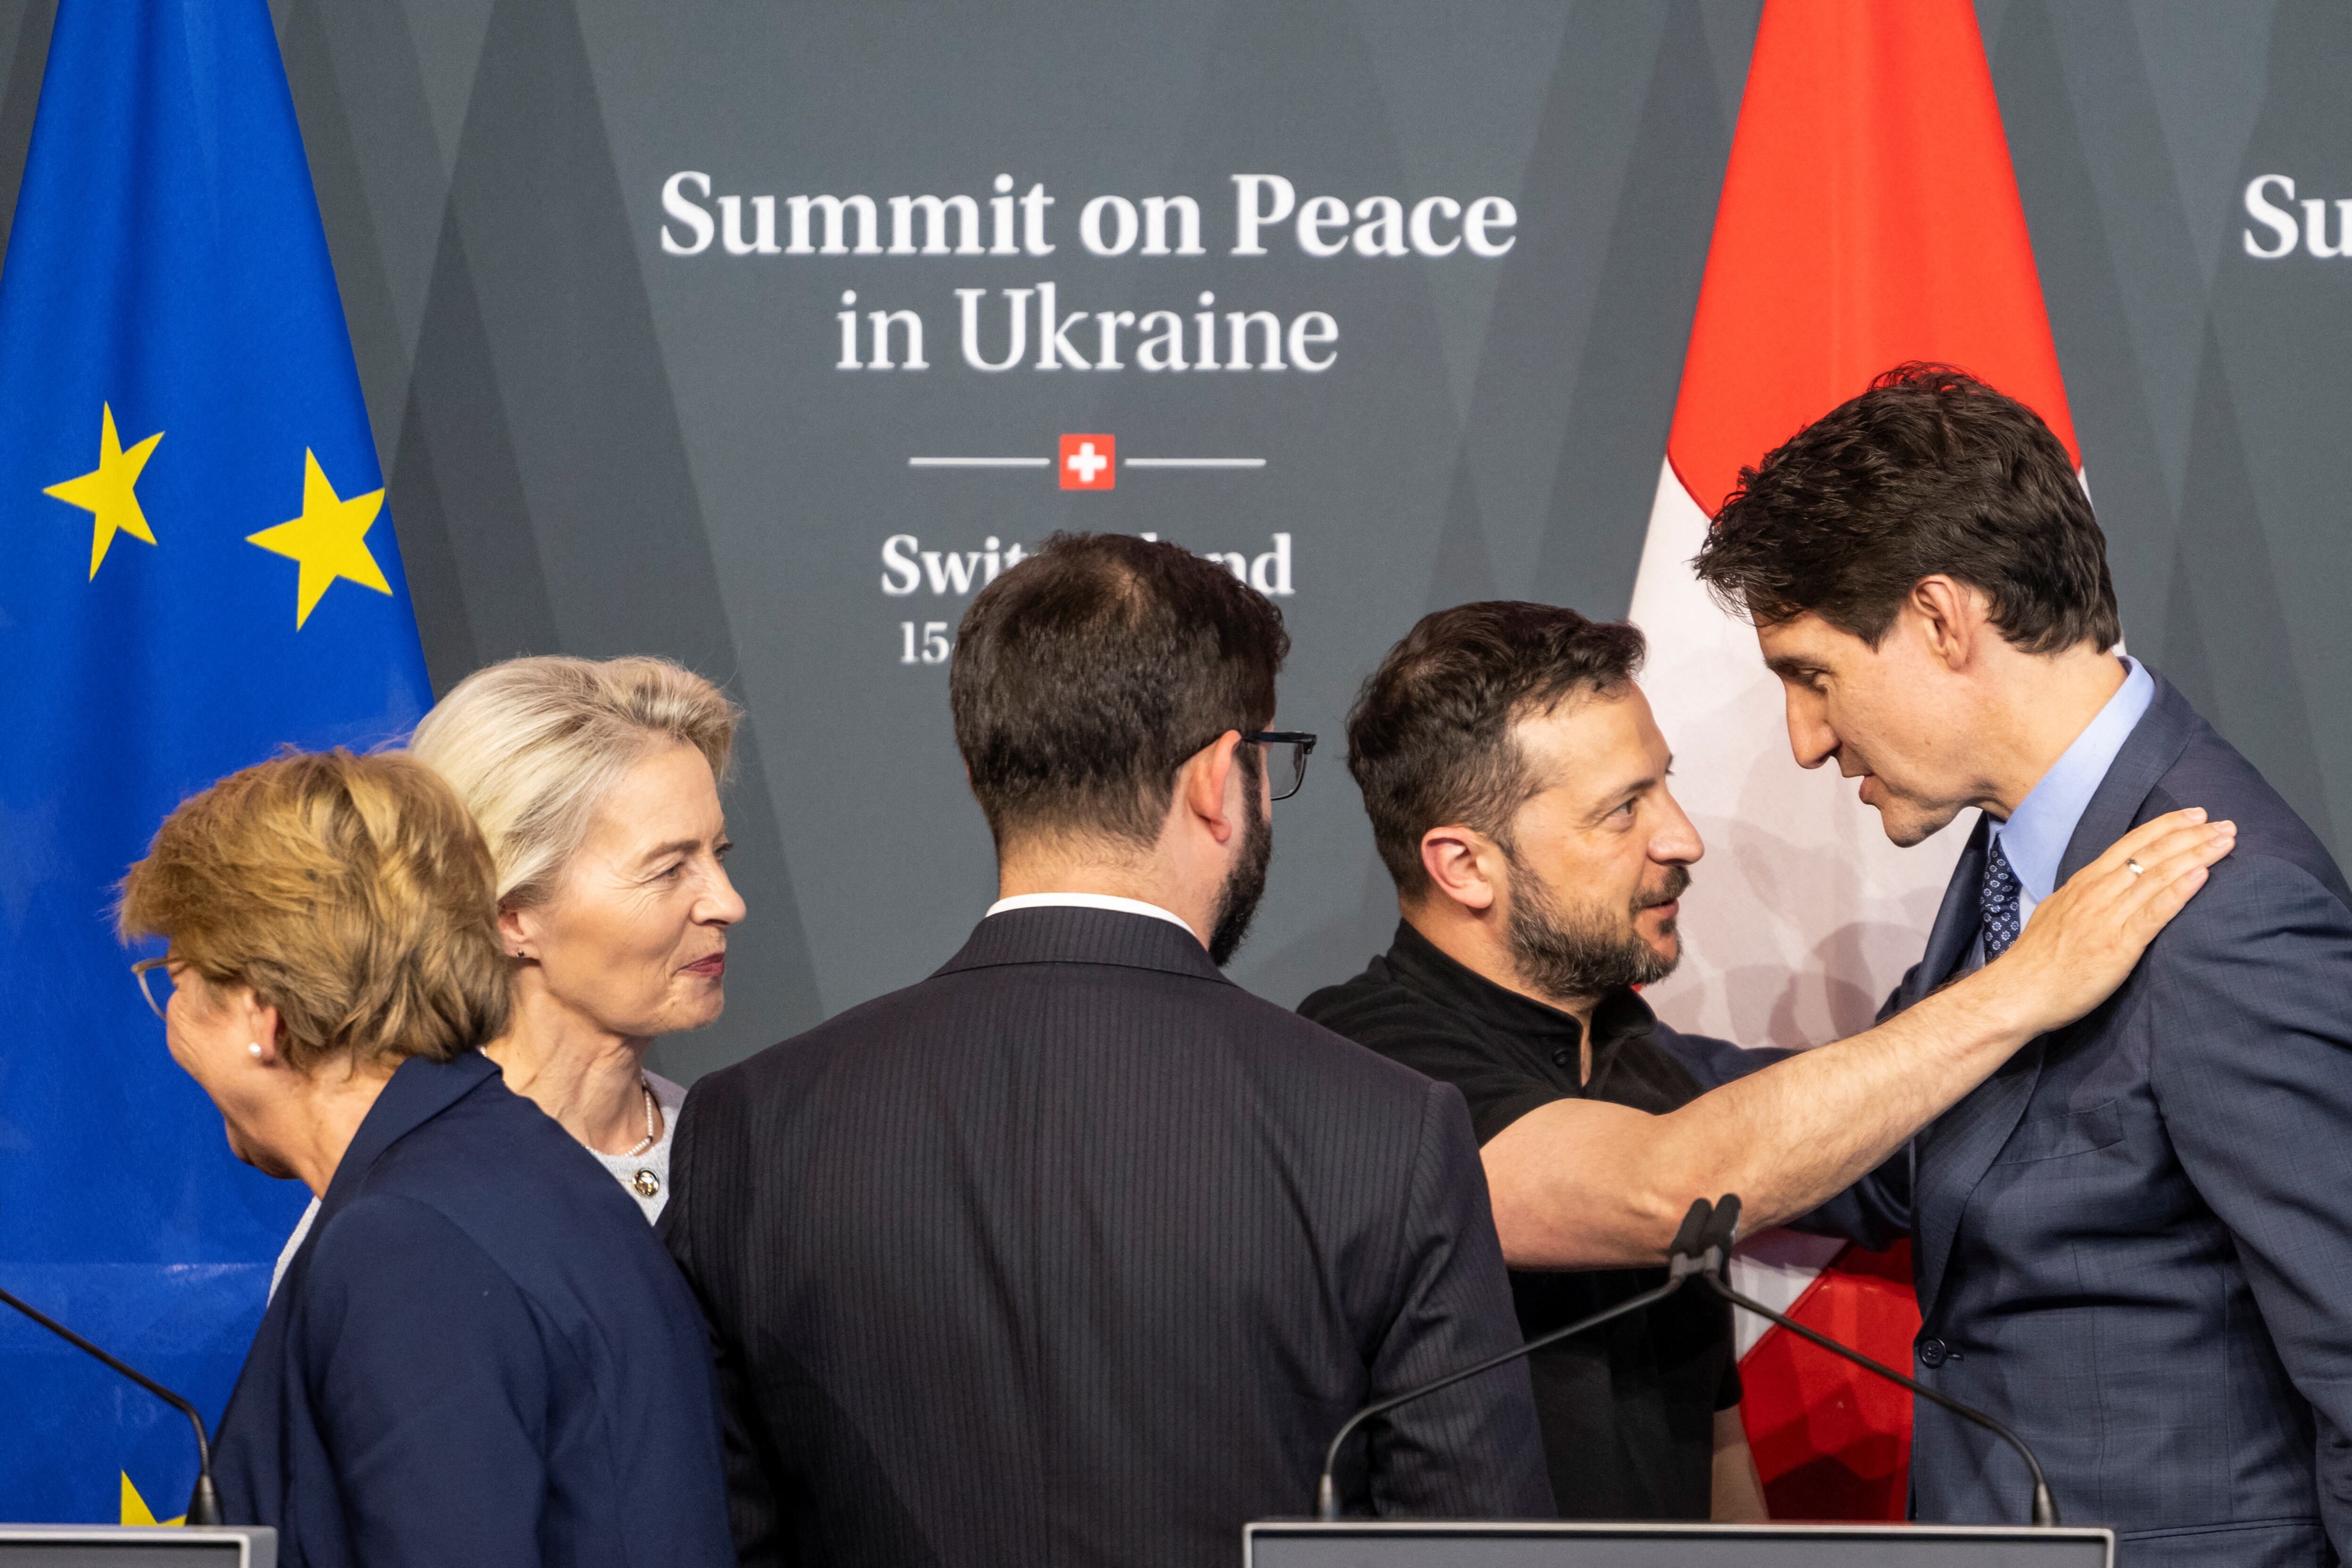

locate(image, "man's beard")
[[1503, 848, 1689, 1001], [1207, 781, 1274, 967]]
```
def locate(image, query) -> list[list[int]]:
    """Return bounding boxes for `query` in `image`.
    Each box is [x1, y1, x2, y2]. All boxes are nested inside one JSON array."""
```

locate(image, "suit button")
[[1551, 1048, 1574, 1068], [1918, 1337, 1949, 1368]]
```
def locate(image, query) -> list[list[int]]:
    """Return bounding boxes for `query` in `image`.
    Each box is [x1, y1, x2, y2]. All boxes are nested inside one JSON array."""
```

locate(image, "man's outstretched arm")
[[1486, 808, 2233, 1269]]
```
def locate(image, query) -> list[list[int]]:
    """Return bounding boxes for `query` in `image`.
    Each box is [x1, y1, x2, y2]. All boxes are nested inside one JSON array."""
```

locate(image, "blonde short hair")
[[118, 751, 509, 1073], [407, 655, 740, 909]]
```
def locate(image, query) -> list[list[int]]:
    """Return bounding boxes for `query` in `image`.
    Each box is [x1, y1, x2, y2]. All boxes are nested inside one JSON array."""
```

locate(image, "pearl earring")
[[247, 1043, 263, 1058]]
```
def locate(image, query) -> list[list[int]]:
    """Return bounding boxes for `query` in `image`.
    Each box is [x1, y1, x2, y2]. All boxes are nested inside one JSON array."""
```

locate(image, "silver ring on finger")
[[2126, 857, 2146, 877]]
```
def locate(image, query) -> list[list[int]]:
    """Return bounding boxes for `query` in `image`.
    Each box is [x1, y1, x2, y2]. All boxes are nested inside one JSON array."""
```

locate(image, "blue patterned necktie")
[[1981, 835, 2025, 960]]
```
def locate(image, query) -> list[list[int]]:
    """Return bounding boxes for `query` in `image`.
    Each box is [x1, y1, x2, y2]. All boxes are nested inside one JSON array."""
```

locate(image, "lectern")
[[0, 1528, 275, 1568], [1245, 1520, 2113, 1567]]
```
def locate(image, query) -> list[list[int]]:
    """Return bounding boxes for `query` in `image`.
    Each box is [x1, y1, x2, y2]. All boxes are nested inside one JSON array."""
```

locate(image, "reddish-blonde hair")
[[119, 750, 509, 1072]]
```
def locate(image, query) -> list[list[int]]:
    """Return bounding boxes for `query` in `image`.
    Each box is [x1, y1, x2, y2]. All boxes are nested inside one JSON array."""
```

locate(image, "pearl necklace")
[[621, 1079, 659, 1158]]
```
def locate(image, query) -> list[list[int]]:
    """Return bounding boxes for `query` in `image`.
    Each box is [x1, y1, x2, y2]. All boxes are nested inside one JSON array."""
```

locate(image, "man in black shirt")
[[1307, 923, 1756, 1519], [1301, 602, 2230, 1520]]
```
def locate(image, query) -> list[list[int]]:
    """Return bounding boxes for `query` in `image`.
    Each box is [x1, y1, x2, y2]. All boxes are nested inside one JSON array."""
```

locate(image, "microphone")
[[1313, 1198, 1717, 1519], [1693, 1193, 2060, 1529], [1, 1283, 222, 1526]]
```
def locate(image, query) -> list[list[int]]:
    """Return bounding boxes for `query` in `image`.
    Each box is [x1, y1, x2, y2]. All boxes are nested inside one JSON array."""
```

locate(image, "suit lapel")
[[1907, 814, 2042, 1315], [1916, 669, 2197, 1317], [1907, 816, 1989, 1012], [1916, 1041, 2045, 1316], [2054, 671, 2199, 885]]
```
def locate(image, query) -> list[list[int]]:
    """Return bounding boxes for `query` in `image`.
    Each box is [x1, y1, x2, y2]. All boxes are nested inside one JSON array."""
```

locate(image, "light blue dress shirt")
[[1968, 656, 2155, 967]]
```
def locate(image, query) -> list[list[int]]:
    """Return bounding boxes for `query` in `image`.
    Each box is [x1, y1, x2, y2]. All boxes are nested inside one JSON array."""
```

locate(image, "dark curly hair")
[[1692, 363, 2118, 654], [1346, 602, 1646, 897]]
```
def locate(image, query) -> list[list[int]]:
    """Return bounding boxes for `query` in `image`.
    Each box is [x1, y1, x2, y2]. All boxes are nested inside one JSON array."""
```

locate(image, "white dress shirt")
[[985, 891, 1198, 937]]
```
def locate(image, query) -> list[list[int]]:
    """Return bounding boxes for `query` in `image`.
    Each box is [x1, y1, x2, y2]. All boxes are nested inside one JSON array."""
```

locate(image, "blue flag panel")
[[0, 0, 432, 1523]]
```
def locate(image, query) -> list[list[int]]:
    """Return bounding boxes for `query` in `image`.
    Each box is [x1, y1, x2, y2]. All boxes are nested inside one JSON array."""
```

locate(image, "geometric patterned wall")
[[0, 0, 2338, 1080]]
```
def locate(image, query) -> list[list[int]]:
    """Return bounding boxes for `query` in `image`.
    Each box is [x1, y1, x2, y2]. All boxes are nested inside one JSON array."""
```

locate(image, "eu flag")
[[0, 0, 431, 1524]]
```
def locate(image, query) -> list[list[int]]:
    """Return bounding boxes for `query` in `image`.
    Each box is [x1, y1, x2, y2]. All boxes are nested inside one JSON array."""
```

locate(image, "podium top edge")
[[1243, 1520, 2116, 1541]]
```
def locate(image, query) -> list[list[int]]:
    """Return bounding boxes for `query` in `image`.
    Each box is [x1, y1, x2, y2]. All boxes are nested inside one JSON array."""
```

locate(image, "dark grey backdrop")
[[1, 0, 2340, 1082]]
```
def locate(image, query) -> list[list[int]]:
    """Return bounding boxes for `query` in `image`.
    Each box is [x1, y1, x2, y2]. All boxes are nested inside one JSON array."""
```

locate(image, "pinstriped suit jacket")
[[662, 906, 1552, 1567]]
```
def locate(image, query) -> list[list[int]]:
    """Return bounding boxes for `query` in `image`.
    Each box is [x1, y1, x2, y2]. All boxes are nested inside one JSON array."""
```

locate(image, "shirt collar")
[[986, 891, 1198, 938], [321, 1051, 500, 1214], [1991, 656, 2156, 903], [1381, 919, 1658, 1056]]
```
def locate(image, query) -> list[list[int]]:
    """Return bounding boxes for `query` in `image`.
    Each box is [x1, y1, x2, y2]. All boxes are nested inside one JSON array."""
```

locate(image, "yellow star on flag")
[[246, 450, 392, 628], [120, 1469, 184, 1527], [44, 403, 164, 579]]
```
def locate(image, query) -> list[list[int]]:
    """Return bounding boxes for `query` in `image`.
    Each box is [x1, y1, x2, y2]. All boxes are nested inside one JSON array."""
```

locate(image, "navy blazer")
[[664, 906, 1552, 1568], [213, 1052, 735, 1568], [1851, 671, 2352, 1565]]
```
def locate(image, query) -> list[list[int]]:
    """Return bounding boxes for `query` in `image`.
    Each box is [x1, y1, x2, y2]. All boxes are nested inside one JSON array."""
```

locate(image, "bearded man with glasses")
[[661, 532, 1551, 1567]]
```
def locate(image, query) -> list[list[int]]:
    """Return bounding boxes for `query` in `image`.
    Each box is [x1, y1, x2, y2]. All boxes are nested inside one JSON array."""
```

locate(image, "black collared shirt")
[[1301, 920, 1739, 1522]]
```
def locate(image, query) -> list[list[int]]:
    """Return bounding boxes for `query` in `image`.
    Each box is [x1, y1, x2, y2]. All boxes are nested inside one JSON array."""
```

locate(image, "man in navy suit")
[[1696, 362, 2352, 1565]]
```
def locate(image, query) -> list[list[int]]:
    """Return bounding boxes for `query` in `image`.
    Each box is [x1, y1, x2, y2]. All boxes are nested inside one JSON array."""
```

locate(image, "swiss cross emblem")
[[1059, 433, 1115, 490]]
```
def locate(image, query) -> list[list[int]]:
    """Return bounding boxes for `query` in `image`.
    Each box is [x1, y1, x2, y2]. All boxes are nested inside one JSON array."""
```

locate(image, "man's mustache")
[[1634, 865, 1692, 912]]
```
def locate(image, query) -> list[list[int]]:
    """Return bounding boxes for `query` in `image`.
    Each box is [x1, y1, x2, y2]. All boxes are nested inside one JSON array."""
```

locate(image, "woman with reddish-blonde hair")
[[123, 749, 733, 1568]]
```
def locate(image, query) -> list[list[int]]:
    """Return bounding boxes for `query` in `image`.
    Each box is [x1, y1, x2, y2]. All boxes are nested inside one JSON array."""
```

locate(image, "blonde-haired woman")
[[408, 654, 746, 1219], [123, 750, 733, 1566]]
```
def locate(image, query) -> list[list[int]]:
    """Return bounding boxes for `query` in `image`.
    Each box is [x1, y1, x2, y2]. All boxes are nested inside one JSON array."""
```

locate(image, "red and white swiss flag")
[[1626, 0, 2082, 1518], [1060, 433, 1116, 490]]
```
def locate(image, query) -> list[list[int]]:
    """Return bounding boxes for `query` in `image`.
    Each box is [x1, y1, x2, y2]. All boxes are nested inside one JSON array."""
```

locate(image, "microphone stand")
[[1, 1284, 222, 1526], [1694, 1195, 2060, 1528], [1314, 1199, 1719, 1520]]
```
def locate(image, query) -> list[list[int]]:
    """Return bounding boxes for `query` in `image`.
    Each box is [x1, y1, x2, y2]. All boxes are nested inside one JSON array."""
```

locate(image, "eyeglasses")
[[131, 957, 176, 1021], [1242, 731, 1318, 801]]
